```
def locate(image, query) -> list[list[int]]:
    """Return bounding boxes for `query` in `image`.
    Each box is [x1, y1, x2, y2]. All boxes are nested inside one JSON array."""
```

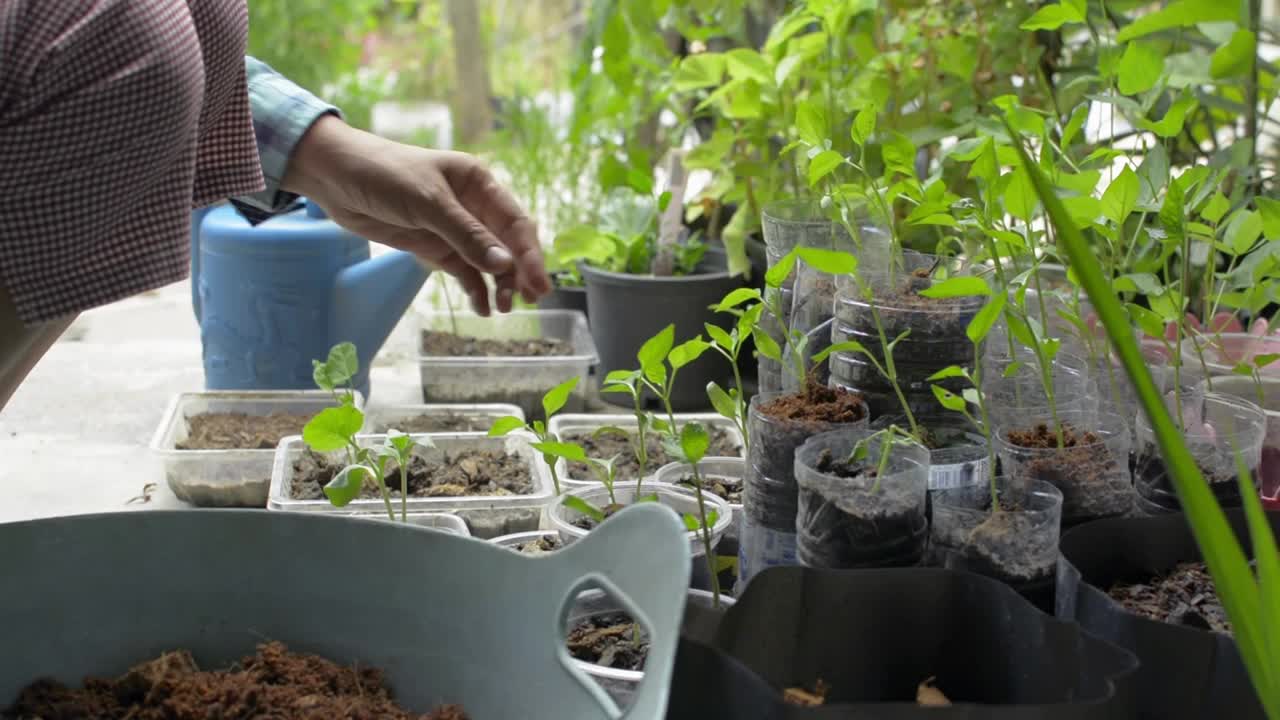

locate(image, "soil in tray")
[[290, 449, 533, 500], [674, 474, 742, 504], [176, 412, 312, 450], [566, 612, 647, 672], [517, 535, 563, 554], [4, 641, 466, 720], [563, 426, 741, 480], [420, 330, 571, 357], [1004, 423, 1131, 520], [1108, 561, 1233, 635], [371, 412, 496, 433]]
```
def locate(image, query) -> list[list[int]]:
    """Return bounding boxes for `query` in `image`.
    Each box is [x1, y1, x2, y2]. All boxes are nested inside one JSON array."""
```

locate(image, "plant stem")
[[399, 462, 408, 522], [687, 464, 721, 608], [441, 276, 460, 336]]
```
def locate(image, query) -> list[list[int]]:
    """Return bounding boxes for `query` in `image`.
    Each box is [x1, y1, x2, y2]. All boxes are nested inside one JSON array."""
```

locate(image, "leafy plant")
[[672, 421, 724, 607], [305, 342, 426, 522], [489, 377, 580, 495], [844, 425, 926, 495], [707, 286, 767, 450]]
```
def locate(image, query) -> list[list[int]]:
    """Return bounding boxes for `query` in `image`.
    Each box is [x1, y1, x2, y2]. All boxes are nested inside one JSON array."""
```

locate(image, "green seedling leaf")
[[705, 324, 735, 352], [752, 329, 783, 362], [488, 416, 527, 437], [1101, 167, 1141, 224], [670, 337, 711, 370], [796, 247, 858, 275], [680, 422, 711, 464], [808, 150, 844, 186], [384, 430, 417, 454], [715, 287, 762, 311], [764, 249, 798, 288], [961, 388, 981, 406], [812, 340, 869, 364], [850, 106, 876, 146], [919, 276, 991, 299], [562, 495, 606, 522], [1255, 353, 1280, 370], [1019, 2, 1083, 31], [682, 510, 720, 531], [932, 385, 966, 412], [593, 425, 633, 441], [1116, 41, 1164, 95], [1002, 360, 1024, 379], [927, 366, 968, 382], [1115, 0, 1238, 42], [323, 465, 372, 507], [639, 325, 676, 384], [796, 97, 828, 146], [1201, 193, 1230, 224], [1005, 167, 1038, 222], [542, 377, 579, 419], [1139, 93, 1198, 138], [531, 441, 589, 463], [1224, 210, 1263, 255], [967, 294, 1006, 344], [634, 493, 660, 504], [302, 404, 364, 452], [707, 382, 738, 420], [1210, 29, 1256, 79], [1256, 197, 1280, 240], [312, 342, 359, 391]]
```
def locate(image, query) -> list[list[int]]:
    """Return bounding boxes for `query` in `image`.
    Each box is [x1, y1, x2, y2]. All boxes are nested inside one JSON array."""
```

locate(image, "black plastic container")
[[669, 566, 1139, 719], [1057, 510, 1278, 719]]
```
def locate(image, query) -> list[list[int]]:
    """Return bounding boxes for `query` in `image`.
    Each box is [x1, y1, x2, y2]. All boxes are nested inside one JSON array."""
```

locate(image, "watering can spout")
[[332, 250, 430, 372]]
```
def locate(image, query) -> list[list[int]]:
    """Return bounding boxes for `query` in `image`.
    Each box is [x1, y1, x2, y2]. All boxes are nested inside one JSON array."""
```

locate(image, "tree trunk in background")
[[446, 0, 493, 146]]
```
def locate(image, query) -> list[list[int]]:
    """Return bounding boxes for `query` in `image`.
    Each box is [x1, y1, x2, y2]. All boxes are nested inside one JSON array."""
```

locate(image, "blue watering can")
[[190, 200, 429, 398]]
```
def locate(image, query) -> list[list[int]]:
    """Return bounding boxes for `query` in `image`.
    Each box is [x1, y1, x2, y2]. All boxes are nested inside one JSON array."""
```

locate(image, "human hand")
[[282, 115, 551, 315]]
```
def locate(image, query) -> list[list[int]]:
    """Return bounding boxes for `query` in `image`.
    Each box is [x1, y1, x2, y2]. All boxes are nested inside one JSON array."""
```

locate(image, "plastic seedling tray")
[[548, 413, 745, 489], [348, 511, 471, 536], [268, 431, 554, 539], [149, 390, 366, 508], [415, 309, 598, 419], [363, 402, 523, 434]]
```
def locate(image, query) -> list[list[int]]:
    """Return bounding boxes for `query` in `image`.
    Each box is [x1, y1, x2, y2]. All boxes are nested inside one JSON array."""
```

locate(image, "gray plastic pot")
[[0, 504, 690, 719], [581, 249, 743, 411]]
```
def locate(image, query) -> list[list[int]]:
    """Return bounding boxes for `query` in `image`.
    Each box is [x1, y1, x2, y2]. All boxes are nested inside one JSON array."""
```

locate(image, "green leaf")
[[302, 404, 364, 452], [725, 48, 771, 84], [1005, 167, 1038, 222], [1210, 29, 1256, 79], [1202, 192, 1231, 224], [707, 381, 737, 420], [541, 377, 579, 419], [796, 98, 828, 146], [705, 324, 735, 352], [1257, 197, 1280, 240], [967, 294, 1006, 344], [881, 132, 917, 174], [764, 249, 798, 288], [796, 248, 858, 275], [850, 106, 876, 146], [562, 494, 606, 523], [1101, 167, 1141, 224], [927, 366, 968, 382], [531, 441, 588, 463], [1116, 41, 1164, 95], [1224, 210, 1263, 255], [931, 385, 966, 412], [1138, 93, 1198, 138], [807, 150, 844, 186], [669, 337, 711, 370], [1062, 106, 1089, 148], [488, 415, 526, 437], [1020, 3, 1083, 31], [811, 340, 868, 364], [312, 342, 359, 391], [1127, 303, 1166, 338], [672, 52, 725, 91], [680, 422, 711, 464], [1115, 273, 1163, 296], [1256, 353, 1280, 370], [638, 325, 676, 383], [715, 287, 762, 311], [323, 465, 372, 507], [1115, 0, 1239, 43], [918, 276, 991, 298]]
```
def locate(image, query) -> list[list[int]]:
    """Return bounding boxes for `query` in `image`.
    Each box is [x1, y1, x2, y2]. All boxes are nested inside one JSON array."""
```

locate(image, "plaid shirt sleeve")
[[233, 56, 341, 220]]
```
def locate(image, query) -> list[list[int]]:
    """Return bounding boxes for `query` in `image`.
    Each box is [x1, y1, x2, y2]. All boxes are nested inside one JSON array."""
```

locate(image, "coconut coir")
[[758, 382, 867, 425]]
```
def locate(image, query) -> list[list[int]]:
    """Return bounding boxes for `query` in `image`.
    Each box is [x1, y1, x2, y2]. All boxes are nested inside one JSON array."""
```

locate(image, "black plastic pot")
[[582, 249, 743, 411], [1057, 510, 1278, 719], [669, 566, 1139, 719], [537, 277, 589, 318]]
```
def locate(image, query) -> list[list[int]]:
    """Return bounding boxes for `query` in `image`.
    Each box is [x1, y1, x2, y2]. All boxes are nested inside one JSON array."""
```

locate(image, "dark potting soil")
[[570, 502, 627, 532], [930, 504, 1054, 584], [675, 474, 742, 504], [370, 412, 496, 433], [420, 330, 570, 357], [758, 382, 867, 426], [517, 535, 563, 554], [566, 612, 647, 672], [4, 641, 466, 720], [176, 412, 312, 450], [814, 448, 875, 479], [1135, 440, 1253, 512], [289, 449, 533, 500], [1107, 561, 1233, 635], [563, 426, 741, 480], [1004, 423, 1132, 520]]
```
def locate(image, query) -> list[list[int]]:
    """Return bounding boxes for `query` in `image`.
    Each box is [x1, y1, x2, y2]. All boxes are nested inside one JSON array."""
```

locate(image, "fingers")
[[450, 160, 552, 301], [424, 193, 516, 278], [436, 253, 492, 316]]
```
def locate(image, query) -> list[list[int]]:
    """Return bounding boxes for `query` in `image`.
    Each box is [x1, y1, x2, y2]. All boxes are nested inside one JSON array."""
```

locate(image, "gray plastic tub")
[[549, 413, 745, 489], [416, 309, 598, 419], [0, 504, 691, 719], [363, 402, 523, 434], [268, 431, 554, 539], [149, 390, 365, 508]]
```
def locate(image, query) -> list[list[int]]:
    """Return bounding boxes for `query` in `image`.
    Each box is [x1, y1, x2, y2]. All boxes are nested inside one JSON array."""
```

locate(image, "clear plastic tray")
[[149, 390, 365, 508], [548, 413, 746, 488], [416, 309, 598, 419], [267, 431, 554, 538], [363, 403, 524, 434], [344, 511, 472, 536]]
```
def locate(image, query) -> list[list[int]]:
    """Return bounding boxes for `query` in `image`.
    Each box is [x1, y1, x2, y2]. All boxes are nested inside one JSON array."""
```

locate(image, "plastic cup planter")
[[149, 390, 365, 508], [363, 402, 523, 434], [654, 457, 745, 549], [1133, 389, 1268, 515], [549, 481, 733, 592], [547, 413, 745, 489], [1205, 375, 1280, 509], [793, 428, 930, 569], [994, 409, 1136, 526], [415, 308, 598, 420], [872, 413, 990, 493], [267, 431, 556, 539]]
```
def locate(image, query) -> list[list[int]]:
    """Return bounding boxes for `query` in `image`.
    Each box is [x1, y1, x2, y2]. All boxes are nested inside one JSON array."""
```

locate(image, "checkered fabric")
[[0, 0, 265, 326]]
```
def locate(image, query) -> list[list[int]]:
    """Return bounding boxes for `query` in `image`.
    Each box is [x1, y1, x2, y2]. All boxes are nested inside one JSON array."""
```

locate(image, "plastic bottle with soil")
[[871, 413, 989, 492], [793, 427, 930, 569], [738, 386, 868, 591]]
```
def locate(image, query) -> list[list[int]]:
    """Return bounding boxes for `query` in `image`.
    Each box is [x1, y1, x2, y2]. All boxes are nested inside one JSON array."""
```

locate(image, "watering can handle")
[[548, 502, 692, 720]]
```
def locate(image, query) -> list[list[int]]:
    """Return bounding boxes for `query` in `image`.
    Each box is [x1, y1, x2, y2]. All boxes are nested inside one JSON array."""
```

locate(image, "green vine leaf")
[[302, 404, 364, 452]]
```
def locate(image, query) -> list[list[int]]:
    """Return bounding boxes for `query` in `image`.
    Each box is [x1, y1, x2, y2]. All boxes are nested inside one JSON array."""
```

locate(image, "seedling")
[[488, 376, 580, 495], [304, 342, 428, 522], [671, 421, 724, 607], [706, 288, 764, 450], [845, 425, 922, 494]]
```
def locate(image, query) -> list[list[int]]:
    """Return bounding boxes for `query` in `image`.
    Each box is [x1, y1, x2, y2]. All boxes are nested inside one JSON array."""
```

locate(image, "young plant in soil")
[[707, 287, 765, 451], [304, 342, 426, 522], [489, 376, 579, 495]]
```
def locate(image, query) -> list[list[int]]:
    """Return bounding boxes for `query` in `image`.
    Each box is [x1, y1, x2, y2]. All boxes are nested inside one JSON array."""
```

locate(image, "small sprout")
[[488, 378, 582, 495]]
